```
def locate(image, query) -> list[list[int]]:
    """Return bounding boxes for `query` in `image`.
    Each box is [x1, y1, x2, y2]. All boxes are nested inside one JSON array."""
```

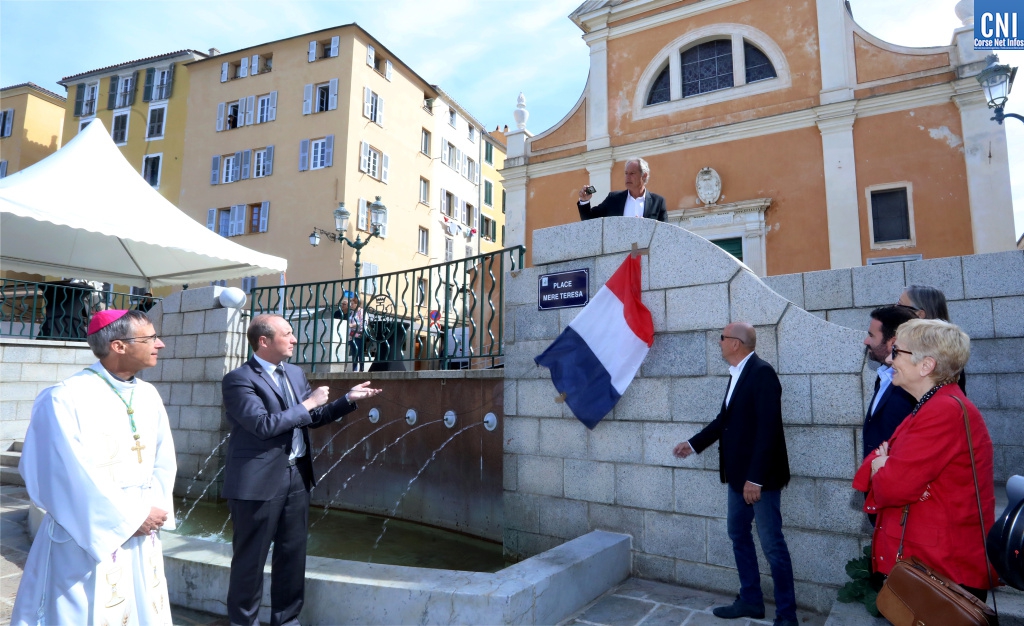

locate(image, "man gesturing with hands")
[[223, 314, 381, 626]]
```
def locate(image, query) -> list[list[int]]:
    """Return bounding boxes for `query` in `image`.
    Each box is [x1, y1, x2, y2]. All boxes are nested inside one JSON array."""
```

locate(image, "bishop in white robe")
[[12, 310, 176, 626]]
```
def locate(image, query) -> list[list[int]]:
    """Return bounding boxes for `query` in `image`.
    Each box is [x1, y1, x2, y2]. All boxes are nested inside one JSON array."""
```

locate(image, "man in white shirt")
[[577, 158, 667, 222], [673, 322, 796, 626], [862, 305, 917, 458]]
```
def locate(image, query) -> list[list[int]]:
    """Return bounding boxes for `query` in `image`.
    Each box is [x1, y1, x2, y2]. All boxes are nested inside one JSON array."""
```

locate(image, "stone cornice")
[[603, 0, 749, 41], [671, 197, 772, 221]]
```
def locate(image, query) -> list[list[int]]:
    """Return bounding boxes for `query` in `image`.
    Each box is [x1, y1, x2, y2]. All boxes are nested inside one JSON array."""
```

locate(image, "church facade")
[[502, 0, 1016, 276]]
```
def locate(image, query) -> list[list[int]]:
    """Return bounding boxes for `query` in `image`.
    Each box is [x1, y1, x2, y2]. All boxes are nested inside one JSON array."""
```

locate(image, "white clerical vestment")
[[12, 362, 177, 626]]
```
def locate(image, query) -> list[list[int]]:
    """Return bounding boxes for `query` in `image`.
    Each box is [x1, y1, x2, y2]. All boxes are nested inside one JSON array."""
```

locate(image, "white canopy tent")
[[0, 120, 286, 287]]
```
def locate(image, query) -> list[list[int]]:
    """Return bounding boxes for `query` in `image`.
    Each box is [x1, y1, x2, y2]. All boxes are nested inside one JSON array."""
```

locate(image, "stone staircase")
[[1, 440, 24, 486]]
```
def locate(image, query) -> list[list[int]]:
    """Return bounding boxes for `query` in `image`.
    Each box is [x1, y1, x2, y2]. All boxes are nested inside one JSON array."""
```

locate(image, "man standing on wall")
[[862, 305, 917, 458], [673, 322, 797, 626], [577, 157, 668, 222], [223, 314, 382, 626]]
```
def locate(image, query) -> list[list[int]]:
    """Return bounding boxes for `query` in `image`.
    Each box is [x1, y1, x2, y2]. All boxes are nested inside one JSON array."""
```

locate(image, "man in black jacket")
[[674, 322, 796, 626], [862, 305, 917, 458], [577, 158, 667, 222]]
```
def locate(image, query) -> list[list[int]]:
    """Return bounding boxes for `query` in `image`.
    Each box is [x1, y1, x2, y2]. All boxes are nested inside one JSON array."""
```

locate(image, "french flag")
[[535, 254, 654, 429]]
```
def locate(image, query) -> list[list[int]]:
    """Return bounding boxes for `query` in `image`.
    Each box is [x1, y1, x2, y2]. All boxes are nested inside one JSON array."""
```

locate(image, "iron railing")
[[249, 246, 525, 372], [0, 279, 159, 341]]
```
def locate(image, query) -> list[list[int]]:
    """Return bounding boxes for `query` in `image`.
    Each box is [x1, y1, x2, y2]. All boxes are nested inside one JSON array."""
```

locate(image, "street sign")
[[538, 269, 589, 311]]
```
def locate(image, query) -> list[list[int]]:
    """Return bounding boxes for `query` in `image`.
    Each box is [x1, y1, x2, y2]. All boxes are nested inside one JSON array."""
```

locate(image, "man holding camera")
[[577, 157, 667, 222]]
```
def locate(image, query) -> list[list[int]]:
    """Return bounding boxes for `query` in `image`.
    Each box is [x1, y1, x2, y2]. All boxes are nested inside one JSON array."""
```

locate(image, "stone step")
[[0, 465, 25, 486], [1, 449, 21, 468], [9, 440, 23, 453]]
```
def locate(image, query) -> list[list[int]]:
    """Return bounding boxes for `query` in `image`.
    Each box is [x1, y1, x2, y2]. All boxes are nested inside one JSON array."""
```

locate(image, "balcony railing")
[[0, 279, 159, 341], [249, 246, 525, 372]]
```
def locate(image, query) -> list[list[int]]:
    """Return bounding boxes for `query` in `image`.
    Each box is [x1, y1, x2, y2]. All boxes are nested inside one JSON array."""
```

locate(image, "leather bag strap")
[[953, 395, 998, 615]]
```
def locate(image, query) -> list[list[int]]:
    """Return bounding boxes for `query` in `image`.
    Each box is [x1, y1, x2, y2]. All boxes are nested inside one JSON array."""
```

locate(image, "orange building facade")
[[502, 0, 1016, 275]]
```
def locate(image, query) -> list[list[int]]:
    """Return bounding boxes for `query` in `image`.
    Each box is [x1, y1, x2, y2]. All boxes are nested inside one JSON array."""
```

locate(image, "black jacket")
[[577, 190, 667, 222], [862, 375, 915, 458], [689, 353, 791, 492]]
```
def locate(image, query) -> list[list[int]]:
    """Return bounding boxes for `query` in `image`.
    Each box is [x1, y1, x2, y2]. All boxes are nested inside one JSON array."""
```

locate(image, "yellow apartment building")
[[0, 82, 65, 179], [56, 49, 209, 208], [479, 130, 507, 254], [179, 25, 499, 290]]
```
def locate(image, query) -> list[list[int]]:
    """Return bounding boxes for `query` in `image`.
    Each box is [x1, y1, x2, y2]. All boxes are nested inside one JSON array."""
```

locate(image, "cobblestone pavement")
[[559, 578, 826, 626]]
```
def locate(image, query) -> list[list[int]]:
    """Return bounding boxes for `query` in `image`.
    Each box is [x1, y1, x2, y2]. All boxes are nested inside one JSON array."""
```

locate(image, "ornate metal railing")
[[249, 246, 525, 372], [0, 279, 159, 341]]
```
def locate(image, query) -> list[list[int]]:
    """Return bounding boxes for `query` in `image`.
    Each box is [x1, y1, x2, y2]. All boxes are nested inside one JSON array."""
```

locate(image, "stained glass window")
[[647, 66, 671, 105], [682, 40, 733, 97], [744, 42, 777, 84]]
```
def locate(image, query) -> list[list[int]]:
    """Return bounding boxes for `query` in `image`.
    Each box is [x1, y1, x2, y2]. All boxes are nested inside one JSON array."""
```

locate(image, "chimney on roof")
[[209, 48, 220, 56], [503, 125, 509, 132]]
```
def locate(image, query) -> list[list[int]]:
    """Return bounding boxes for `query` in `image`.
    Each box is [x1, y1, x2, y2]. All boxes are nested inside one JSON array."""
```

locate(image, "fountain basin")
[[162, 530, 630, 624]]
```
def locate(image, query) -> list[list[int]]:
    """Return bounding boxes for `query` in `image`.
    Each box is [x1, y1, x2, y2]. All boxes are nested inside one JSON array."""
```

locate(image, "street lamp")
[[308, 198, 386, 282], [977, 54, 1022, 126]]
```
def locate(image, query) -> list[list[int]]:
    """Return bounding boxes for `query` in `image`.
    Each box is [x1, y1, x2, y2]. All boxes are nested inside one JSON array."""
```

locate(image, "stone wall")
[[0, 338, 96, 446], [501, 219, 1023, 613], [762, 250, 1024, 482]]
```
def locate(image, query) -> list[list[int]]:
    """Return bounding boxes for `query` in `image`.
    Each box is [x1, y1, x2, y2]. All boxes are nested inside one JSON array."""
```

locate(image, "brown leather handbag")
[[875, 397, 999, 626]]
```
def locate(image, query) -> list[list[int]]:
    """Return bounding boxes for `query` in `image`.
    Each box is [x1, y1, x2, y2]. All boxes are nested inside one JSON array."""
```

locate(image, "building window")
[[444, 237, 453, 261], [465, 246, 474, 260], [682, 39, 734, 98], [870, 186, 913, 245], [311, 138, 328, 170], [241, 276, 258, 293], [468, 126, 475, 142], [152, 68, 172, 100], [311, 36, 339, 61], [366, 145, 380, 177], [147, 104, 166, 139], [421, 129, 431, 155], [465, 203, 476, 226], [466, 158, 477, 182], [744, 42, 777, 83], [501, 225, 505, 246], [484, 141, 493, 165], [253, 148, 268, 178], [83, 82, 99, 116], [316, 83, 330, 113], [0, 160, 8, 178], [448, 108, 456, 127], [419, 177, 430, 204], [362, 87, 383, 125], [711, 237, 743, 261], [142, 154, 161, 188], [115, 74, 135, 108], [222, 154, 237, 183], [416, 278, 427, 306], [484, 180, 493, 206], [418, 227, 429, 255], [444, 191, 456, 218], [111, 112, 129, 144], [226, 102, 240, 130], [249, 202, 270, 233], [481, 216, 496, 241], [79, 118, 93, 131], [501, 189, 506, 214], [647, 65, 671, 105], [0, 109, 13, 137], [257, 95, 272, 123]]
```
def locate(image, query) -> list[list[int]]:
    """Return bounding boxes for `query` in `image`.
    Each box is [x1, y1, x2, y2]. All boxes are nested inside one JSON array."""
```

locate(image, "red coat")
[[853, 385, 997, 589]]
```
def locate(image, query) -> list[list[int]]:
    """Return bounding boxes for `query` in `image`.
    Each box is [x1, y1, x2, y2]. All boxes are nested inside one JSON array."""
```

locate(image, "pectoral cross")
[[131, 438, 145, 464]]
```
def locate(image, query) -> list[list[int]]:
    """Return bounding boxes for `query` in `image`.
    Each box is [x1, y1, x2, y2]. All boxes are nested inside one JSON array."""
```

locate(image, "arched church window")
[[744, 41, 777, 83], [681, 39, 733, 97], [646, 65, 671, 105]]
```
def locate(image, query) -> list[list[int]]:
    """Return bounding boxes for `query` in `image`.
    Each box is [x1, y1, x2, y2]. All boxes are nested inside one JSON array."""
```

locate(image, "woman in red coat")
[[853, 318, 997, 600]]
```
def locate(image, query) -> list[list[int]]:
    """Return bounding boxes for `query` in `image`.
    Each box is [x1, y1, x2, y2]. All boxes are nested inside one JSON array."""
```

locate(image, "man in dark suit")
[[673, 322, 796, 626], [223, 314, 381, 626], [577, 157, 667, 222], [862, 305, 917, 457]]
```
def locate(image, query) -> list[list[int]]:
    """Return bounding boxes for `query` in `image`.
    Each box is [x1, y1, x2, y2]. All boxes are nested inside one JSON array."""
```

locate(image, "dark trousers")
[[727, 486, 797, 621], [350, 337, 364, 371], [227, 465, 309, 626]]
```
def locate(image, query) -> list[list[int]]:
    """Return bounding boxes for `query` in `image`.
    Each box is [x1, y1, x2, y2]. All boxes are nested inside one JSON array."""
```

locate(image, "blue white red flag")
[[534, 254, 654, 429]]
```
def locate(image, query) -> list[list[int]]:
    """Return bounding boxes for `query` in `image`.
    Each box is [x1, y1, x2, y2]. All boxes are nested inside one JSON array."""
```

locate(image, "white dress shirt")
[[871, 364, 895, 415], [254, 353, 306, 460], [725, 351, 754, 408], [624, 191, 646, 218]]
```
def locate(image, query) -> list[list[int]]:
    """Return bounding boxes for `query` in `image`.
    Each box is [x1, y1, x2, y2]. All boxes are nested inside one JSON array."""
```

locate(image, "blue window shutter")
[[74, 84, 85, 117], [143, 68, 155, 102], [325, 135, 334, 167], [241, 149, 251, 180], [210, 155, 221, 185], [265, 145, 274, 176], [166, 63, 176, 98], [129, 70, 140, 105], [299, 139, 310, 171], [259, 202, 270, 232], [207, 209, 217, 230], [232, 151, 242, 181], [107, 76, 119, 110]]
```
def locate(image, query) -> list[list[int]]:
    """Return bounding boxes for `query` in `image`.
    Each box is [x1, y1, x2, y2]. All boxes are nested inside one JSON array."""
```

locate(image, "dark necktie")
[[867, 375, 881, 418], [275, 367, 304, 457]]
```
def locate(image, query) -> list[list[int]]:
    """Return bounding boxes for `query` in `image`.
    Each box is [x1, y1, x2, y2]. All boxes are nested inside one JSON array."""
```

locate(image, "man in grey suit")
[[577, 157, 668, 222], [223, 314, 381, 626]]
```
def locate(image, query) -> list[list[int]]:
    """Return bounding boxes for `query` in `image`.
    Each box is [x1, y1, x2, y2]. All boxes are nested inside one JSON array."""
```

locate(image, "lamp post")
[[308, 197, 386, 282], [977, 54, 1022, 126]]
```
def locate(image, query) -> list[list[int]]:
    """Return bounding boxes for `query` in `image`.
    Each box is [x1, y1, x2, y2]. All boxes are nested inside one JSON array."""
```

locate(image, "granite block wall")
[[763, 250, 1024, 482], [504, 220, 1022, 614]]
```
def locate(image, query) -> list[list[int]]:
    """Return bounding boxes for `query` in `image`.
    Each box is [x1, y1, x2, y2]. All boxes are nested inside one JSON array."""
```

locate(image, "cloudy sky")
[[1, 0, 1021, 238]]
